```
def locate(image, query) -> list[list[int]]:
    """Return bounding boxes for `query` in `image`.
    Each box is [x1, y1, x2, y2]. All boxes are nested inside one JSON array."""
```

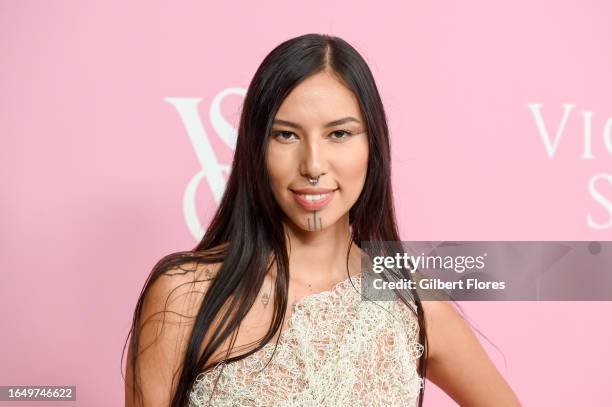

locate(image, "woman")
[[124, 33, 522, 406]]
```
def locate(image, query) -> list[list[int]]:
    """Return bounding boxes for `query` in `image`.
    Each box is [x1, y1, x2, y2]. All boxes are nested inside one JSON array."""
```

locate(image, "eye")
[[329, 130, 354, 140], [272, 131, 298, 142]]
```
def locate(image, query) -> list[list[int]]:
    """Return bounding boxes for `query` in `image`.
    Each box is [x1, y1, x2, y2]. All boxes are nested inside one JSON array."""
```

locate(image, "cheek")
[[266, 145, 292, 193], [338, 142, 369, 190]]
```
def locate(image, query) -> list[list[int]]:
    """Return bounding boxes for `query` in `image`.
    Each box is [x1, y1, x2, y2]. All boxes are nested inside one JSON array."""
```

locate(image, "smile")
[[291, 189, 337, 211]]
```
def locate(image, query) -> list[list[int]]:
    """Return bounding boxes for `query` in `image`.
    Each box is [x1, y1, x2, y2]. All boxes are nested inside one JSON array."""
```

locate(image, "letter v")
[[526, 103, 575, 158]]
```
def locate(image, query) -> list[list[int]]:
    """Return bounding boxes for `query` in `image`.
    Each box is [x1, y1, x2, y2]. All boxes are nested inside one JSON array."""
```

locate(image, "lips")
[[290, 188, 337, 211], [291, 187, 336, 194]]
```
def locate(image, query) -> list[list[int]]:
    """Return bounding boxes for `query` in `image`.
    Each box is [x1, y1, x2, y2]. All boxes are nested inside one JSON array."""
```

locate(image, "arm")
[[421, 300, 523, 406], [125, 263, 215, 407]]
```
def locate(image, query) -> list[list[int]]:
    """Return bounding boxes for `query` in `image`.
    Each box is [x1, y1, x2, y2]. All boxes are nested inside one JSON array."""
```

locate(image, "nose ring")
[[308, 176, 319, 186]]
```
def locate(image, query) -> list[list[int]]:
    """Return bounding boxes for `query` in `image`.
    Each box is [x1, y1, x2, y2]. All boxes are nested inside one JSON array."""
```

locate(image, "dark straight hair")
[[123, 33, 430, 406]]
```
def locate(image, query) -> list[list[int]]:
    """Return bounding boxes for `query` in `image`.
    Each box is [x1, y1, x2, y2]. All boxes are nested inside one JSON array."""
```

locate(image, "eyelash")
[[272, 130, 355, 141]]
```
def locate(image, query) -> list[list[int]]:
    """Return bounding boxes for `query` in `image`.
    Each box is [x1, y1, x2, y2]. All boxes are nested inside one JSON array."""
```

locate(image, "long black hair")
[[123, 33, 431, 406]]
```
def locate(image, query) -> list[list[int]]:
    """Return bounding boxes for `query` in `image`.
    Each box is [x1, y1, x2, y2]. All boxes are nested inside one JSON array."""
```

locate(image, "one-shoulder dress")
[[188, 273, 425, 407]]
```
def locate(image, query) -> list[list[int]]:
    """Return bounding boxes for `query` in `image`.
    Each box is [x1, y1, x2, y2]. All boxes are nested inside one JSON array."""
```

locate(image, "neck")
[[279, 213, 363, 286]]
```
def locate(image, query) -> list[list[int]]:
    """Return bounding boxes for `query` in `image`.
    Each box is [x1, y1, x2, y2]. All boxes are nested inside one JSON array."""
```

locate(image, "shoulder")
[[151, 260, 220, 301], [417, 299, 523, 405], [125, 258, 223, 406], [138, 257, 225, 349], [389, 291, 465, 373], [418, 299, 468, 361]]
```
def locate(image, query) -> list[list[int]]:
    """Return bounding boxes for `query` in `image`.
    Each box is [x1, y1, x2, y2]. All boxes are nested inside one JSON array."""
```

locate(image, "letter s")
[[587, 173, 612, 229]]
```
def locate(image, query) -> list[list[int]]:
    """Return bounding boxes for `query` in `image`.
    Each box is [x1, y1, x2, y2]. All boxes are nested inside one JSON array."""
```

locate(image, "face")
[[266, 70, 369, 233]]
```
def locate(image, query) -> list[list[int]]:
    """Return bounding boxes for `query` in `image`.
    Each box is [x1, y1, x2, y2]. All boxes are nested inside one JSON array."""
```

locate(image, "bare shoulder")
[[418, 299, 466, 362], [418, 299, 523, 406], [125, 259, 223, 407], [144, 260, 221, 316], [160, 260, 221, 293]]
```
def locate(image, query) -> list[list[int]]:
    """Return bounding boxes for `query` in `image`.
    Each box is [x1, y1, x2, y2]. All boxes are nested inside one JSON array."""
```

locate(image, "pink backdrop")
[[2, 1, 611, 405]]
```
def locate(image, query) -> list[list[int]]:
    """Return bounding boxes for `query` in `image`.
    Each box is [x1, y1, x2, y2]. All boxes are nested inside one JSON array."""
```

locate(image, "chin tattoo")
[[306, 210, 323, 231]]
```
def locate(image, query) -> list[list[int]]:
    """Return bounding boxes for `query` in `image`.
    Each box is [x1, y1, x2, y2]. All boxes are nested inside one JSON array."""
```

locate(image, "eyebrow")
[[273, 116, 361, 129]]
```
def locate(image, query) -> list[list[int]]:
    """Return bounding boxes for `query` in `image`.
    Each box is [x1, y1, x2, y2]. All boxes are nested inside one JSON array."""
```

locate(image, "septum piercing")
[[306, 176, 323, 231]]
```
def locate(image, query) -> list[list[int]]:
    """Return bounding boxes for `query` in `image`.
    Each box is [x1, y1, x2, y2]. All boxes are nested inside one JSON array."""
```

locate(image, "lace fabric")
[[189, 273, 425, 407]]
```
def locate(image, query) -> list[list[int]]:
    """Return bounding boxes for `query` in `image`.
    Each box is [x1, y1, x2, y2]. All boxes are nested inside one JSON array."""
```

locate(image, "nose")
[[299, 137, 327, 180]]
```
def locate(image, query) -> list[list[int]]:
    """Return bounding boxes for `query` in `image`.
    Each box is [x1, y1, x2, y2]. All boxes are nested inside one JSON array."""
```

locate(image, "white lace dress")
[[188, 274, 425, 406]]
